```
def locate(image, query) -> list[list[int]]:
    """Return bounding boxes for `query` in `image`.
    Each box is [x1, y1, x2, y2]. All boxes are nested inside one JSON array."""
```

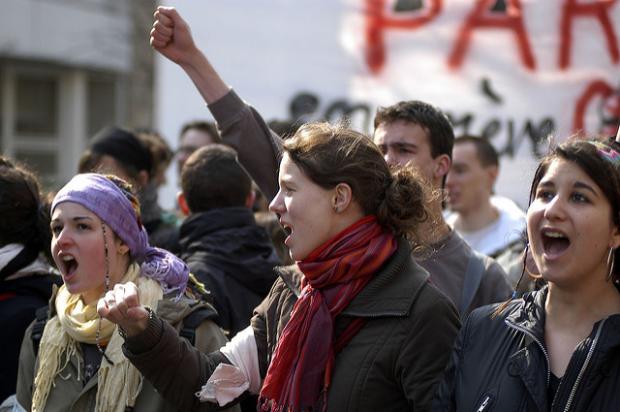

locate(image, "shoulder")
[[156, 293, 218, 326], [389, 242, 459, 323], [273, 264, 303, 297], [480, 255, 510, 283], [461, 300, 521, 344]]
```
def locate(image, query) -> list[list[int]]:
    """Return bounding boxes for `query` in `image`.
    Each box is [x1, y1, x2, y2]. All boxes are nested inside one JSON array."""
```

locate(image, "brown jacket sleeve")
[[208, 89, 283, 201], [123, 316, 230, 412]]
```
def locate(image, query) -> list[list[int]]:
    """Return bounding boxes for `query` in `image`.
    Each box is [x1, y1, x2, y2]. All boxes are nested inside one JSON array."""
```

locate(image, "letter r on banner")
[[559, 0, 619, 70]]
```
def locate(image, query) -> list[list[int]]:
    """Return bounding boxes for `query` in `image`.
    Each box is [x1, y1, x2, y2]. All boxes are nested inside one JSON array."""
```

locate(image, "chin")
[[289, 248, 309, 262]]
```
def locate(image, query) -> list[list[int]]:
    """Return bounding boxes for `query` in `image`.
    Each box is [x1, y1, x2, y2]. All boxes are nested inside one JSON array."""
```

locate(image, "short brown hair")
[[181, 144, 251, 213], [179, 120, 221, 143], [374, 100, 454, 159], [454, 135, 499, 168]]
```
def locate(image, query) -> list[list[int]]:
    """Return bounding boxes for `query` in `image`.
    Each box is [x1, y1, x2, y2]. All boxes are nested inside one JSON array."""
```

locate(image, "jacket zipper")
[[505, 319, 551, 386], [562, 318, 606, 412], [476, 395, 491, 411]]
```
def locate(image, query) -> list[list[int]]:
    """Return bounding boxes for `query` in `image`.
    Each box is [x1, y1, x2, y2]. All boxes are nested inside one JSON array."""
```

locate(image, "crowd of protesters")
[[2, 5, 620, 412]]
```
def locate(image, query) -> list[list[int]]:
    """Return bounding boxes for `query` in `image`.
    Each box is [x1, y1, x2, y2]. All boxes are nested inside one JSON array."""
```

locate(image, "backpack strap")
[[31, 306, 50, 355], [179, 307, 219, 346], [459, 251, 486, 318]]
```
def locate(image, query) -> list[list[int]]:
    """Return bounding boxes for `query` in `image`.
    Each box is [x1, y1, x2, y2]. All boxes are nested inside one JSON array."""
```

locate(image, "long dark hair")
[[0, 157, 53, 271], [496, 136, 620, 314], [526, 137, 620, 283]]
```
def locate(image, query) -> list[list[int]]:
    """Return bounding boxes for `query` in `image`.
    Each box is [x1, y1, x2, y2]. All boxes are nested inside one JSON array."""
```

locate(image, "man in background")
[[178, 144, 280, 339], [445, 135, 526, 259], [176, 120, 220, 175]]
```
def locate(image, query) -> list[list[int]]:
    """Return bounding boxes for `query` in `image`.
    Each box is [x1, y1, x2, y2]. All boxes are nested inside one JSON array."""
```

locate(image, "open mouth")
[[279, 221, 293, 246], [541, 229, 570, 257], [60, 254, 78, 277], [279, 219, 292, 236]]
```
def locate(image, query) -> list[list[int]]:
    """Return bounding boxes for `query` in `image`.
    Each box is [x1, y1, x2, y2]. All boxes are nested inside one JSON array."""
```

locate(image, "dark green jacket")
[[124, 239, 460, 411]]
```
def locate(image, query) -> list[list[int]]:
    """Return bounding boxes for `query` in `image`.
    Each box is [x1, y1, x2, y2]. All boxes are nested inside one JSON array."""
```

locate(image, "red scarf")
[[259, 215, 397, 412]]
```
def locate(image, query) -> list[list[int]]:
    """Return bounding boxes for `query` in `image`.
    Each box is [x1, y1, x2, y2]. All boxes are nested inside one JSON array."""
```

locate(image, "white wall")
[[1, 0, 132, 72]]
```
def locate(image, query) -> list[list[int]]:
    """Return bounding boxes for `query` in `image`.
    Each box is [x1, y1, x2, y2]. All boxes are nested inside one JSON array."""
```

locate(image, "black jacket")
[[433, 287, 620, 411], [179, 207, 280, 338], [1, 271, 60, 401]]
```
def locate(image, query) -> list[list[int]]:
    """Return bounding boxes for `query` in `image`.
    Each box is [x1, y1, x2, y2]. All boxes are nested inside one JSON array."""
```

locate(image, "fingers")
[[150, 27, 170, 49], [98, 282, 143, 324], [154, 8, 174, 28], [151, 11, 173, 49], [156, 6, 182, 24]]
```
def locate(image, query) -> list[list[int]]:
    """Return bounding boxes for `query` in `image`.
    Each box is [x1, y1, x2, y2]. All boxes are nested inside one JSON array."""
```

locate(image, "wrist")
[[119, 307, 154, 339], [179, 47, 206, 72]]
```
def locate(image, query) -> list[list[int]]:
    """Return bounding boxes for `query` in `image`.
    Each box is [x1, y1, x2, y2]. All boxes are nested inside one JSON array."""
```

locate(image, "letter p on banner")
[[365, 0, 443, 74]]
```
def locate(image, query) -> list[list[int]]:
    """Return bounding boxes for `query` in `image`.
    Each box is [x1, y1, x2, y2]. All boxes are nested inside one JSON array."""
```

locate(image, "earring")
[[97, 222, 114, 365], [607, 247, 615, 281], [101, 223, 111, 291]]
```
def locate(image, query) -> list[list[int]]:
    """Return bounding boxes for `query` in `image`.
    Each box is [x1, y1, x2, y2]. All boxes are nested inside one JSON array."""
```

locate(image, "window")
[[88, 75, 117, 137], [15, 74, 58, 136]]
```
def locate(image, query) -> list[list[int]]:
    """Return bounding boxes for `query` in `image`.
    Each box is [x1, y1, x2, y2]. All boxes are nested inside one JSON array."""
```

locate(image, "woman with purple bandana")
[[16, 173, 230, 412]]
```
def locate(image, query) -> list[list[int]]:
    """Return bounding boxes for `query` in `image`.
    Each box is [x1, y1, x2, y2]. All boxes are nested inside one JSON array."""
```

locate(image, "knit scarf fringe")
[[31, 263, 163, 412]]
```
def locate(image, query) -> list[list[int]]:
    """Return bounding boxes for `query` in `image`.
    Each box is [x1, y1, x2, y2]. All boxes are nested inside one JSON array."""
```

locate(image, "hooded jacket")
[[179, 207, 280, 338], [433, 287, 620, 411]]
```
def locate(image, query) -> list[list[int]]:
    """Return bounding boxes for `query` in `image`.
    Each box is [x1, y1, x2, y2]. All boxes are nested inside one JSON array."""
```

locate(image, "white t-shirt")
[[446, 196, 526, 257]]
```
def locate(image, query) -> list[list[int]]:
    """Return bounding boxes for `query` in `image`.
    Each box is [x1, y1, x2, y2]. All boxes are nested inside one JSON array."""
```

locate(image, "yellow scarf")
[[32, 263, 163, 412]]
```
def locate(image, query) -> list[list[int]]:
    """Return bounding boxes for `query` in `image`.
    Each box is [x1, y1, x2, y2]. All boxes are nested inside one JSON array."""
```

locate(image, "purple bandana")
[[51, 173, 188, 296]]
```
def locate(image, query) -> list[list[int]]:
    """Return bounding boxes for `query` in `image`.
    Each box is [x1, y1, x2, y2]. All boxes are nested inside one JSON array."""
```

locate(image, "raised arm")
[[150, 6, 228, 104], [151, 6, 281, 199]]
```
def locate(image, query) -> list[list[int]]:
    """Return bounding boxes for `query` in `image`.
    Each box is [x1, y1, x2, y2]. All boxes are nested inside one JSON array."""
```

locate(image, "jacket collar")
[[506, 286, 620, 349], [505, 286, 548, 343], [277, 238, 430, 318], [179, 207, 256, 243]]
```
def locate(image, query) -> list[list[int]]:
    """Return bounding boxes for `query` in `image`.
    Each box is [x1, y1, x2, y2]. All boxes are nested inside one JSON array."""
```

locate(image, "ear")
[[486, 165, 499, 188], [177, 191, 191, 216], [610, 223, 620, 250], [116, 238, 130, 256], [433, 154, 451, 180], [245, 190, 257, 209], [332, 183, 353, 213], [136, 170, 150, 189]]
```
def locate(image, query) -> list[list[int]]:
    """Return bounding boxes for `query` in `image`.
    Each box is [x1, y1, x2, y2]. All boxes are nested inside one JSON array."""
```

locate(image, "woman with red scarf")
[[99, 123, 460, 411]]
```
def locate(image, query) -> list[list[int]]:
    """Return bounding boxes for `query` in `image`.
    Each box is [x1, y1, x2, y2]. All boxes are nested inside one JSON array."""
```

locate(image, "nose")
[[383, 150, 397, 167], [543, 194, 567, 221], [269, 190, 285, 215], [54, 227, 74, 248], [445, 169, 455, 189]]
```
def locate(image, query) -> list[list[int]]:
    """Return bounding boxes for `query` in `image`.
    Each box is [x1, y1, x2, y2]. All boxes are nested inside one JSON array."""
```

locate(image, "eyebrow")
[[537, 180, 599, 196], [573, 181, 599, 196], [381, 141, 418, 149], [51, 216, 94, 224]]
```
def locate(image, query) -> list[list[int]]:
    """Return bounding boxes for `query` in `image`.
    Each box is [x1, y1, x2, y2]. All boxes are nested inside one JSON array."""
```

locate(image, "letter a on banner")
[[448, 0, 535, 70]]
